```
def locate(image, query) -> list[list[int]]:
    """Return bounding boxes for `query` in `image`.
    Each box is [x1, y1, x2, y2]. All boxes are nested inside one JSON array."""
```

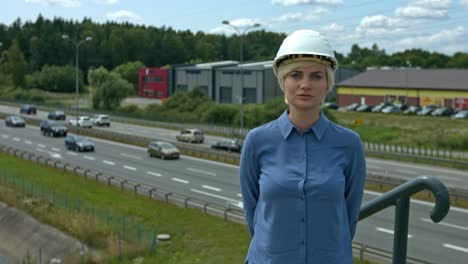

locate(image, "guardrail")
[[0, 144, 458, 263]]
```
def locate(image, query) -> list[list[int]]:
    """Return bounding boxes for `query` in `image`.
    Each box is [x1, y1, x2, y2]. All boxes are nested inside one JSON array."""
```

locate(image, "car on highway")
[[40, 120, 68, 137], [91, 114, 111, 126], [323, 102, 338, 110], [416, 105, 437, 116], [147, 141, 180, 159], [69, 116, 93, 128], [431, 107, 454, 117], [176, 128, 204, 143], [47, 111, 66, 120], [65, 135, 95, 152], [211, 139, 243, 153], [4, 116, 26, 127], [19, 104, 37, 115]]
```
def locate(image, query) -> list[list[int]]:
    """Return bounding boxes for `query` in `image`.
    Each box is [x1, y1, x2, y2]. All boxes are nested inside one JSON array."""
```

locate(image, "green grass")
[[0, 153, 378, 263]]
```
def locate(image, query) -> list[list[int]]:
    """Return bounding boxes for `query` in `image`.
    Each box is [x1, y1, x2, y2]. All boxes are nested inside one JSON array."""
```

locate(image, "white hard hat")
[[273, 29, 338, 76]]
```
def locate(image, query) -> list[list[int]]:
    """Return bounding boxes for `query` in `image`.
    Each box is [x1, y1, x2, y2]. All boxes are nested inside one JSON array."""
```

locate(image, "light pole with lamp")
[[222, 20, 260, 137], [62, 34, 92, 123]]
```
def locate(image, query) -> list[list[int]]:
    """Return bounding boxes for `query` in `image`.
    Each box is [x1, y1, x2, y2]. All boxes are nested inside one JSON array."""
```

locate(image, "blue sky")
[[2, 0, 468, 55]]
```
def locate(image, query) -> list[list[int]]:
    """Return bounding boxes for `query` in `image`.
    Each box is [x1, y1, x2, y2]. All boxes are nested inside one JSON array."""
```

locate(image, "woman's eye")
[[289, 72, 301, 79], [312, 74, 323, 80]]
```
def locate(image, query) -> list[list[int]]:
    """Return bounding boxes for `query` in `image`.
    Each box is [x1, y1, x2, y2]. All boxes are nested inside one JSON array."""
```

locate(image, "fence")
[[2, 144, 466, 264], [0, 171, 158, 263]]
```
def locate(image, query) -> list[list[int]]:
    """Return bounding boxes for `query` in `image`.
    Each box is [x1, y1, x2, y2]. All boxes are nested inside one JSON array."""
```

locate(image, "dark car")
[[147, 141, 180, 159], [4, 116, 25, 127], [431, 107, 454, 116], [65, 135, 95, 152], [323, 102, 338, 110], [40, 120, 68, 137], [346, 103, 360, 111], [356, 104, 373, 112], [48, 111, 66, 120], [19, 104, 37, 115], [371, 102, 391, 113], [211, 139, 243, 153]]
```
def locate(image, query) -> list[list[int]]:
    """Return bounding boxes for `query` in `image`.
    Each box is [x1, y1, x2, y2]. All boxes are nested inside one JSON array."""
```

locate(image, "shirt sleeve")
[[239, 131, 260, 237], [344, 135, 366, 239]]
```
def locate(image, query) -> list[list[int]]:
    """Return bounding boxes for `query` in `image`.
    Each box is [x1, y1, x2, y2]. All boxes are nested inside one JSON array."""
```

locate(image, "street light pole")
[[62, 34, 92, 124], [222, 20, 260, 137]]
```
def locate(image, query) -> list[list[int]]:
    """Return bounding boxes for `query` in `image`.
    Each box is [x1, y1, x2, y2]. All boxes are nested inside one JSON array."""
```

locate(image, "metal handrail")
[[359, 176, 450, 264]]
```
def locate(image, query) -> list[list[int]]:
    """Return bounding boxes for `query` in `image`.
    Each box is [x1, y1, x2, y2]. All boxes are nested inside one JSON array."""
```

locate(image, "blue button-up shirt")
[[240, 110, 366, 264]]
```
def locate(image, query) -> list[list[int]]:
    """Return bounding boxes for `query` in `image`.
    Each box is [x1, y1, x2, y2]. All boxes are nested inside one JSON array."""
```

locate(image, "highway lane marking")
[[376, 227, 413, 238], [51, 147, 61, 152], [191, 188, 243, 208], [443, 243, 468, 253], [38, 144, 45, 148], [202, 185, 222, 192], [123, 165, 137, 171], [67, 151, 78, 156], [13, 137, 20, 142], [367, 157, 468, 176], [120, 153, 142, 160], [172, 178, 189, 184], [24, 140, 32, 144], [1, 134, 8, 139], [83, 155, 95, 160], [187, 167, 216, 176], [103, 160, 115, 165], [421, 218, 468, 231], [147, 171, 162, 177], [237, 193, 242, 197]]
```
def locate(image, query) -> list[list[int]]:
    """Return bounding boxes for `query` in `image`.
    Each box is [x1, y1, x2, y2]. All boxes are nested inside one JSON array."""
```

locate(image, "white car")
[[91, 114, 111, 126], [69, 116, 93, 128]]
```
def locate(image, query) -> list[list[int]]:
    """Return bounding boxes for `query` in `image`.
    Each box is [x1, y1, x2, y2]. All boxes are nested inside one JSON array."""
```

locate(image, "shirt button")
[[301, 218, 305, 222], [301, 241, 305, 245]]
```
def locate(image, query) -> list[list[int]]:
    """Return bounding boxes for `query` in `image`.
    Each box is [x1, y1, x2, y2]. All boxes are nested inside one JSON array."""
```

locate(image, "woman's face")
[[283, 63, 328, 112]]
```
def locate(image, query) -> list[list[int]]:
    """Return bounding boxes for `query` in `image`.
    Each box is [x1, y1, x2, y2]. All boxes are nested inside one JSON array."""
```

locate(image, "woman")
[[240, 29, 366, 264]]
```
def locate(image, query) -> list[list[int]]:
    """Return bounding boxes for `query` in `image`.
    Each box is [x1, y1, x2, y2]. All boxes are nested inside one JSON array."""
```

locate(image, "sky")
[[2, 0, 468, 56]]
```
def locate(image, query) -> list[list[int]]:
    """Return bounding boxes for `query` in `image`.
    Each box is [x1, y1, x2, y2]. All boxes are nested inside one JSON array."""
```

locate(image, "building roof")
[[221, 60, 274, 71], [176, 60, 238, 70], [337, 69, 468, 91]]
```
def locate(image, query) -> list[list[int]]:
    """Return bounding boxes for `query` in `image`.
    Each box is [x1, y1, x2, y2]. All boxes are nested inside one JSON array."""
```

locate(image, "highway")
[[1, 122, 468, 263], [0, 104, 468, 263]]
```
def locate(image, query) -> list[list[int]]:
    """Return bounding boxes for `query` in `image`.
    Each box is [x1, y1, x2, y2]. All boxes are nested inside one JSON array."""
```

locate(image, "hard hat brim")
[[274, 54, 338, 72]]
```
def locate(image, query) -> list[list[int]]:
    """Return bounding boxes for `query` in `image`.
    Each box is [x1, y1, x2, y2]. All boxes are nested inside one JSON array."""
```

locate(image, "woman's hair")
[[276, 61, 335, 104]]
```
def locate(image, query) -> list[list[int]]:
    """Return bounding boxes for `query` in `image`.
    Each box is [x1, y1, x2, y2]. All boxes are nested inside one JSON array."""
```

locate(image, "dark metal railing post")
[[393, 197, 410, 264]]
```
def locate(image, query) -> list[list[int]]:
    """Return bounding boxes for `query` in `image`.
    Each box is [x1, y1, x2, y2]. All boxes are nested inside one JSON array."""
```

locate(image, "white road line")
[[376, 227, 413, 238], [172, 178, 189, 184], [123, 165, 137, 171], [38, 144, 45, 148], [51, 147, 61, 152], [191, 188, 243, 208], [187, 167, 216, 176], [121, 153, 142, 160], [1, 134, 8, 139], [421, 218, 468, 231], [13, 137, 20, 142], [67, 151, 78, 156], [147, 171, 162, 177], [237, 193, 242, 197], [103, 160, 115, 165], [83, 155, 95, 160], [202, 185, 222, 192], [443, 244, 468, 253], [24, 140, 32, 144]]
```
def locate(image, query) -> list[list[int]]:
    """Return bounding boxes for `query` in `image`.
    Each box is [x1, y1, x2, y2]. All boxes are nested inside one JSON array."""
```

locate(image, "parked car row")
[[336, 102, 468, 118]]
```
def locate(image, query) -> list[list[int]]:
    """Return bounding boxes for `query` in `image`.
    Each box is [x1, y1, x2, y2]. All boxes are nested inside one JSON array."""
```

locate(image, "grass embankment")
[[0, 153, 376, 263]]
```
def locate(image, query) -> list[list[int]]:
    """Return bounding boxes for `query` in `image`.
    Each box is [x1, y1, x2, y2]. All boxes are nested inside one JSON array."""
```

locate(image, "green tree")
[[1, 39, 28, 88], [112, 61, 145, 94], [89, 66, 133, 109]]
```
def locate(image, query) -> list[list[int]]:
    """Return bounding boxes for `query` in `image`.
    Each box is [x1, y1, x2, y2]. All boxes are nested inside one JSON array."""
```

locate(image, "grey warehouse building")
[[172, 60, 360, 104]]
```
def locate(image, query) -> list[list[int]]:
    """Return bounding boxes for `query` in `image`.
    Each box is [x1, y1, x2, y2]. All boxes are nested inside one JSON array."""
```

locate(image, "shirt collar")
[[277, 110, 330, 140]]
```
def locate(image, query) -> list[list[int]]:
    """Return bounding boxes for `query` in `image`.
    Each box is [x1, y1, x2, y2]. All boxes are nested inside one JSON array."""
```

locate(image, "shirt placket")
[[297, 133, 307, 263]]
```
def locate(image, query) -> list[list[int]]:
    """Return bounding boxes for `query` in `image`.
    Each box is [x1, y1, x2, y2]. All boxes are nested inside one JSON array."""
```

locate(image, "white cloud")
[[411, 0, 452, 9], [274, 9, 327, 22], [461, 0, 468, 8], [271, 0, 342, 6], [395, 6, 448, 19], [319, 23, 345, 32], [391, 26, 466, 54], [106, 10, 142, 23], [25, 0, 80, 8], [94, 0, 118, 4]]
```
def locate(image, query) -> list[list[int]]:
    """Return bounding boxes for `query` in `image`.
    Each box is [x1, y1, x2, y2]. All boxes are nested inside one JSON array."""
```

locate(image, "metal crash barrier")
[[359, 176, 450, 264]]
